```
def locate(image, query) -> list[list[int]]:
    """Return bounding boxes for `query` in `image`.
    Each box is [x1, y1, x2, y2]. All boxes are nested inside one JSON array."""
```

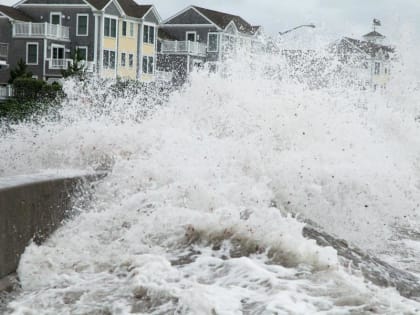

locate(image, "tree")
[[61, 48, 86, 79], [8, 58, 32, 84]]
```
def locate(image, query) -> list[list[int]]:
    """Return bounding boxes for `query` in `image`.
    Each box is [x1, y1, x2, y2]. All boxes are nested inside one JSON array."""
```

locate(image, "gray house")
[[0, 0, 160, 89], [158, 5, 262, 83], [330, 31, 395, 90]]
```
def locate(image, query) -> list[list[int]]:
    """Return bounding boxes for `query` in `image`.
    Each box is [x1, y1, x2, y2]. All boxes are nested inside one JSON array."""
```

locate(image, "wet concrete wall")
[[0, 174, 98, 279]]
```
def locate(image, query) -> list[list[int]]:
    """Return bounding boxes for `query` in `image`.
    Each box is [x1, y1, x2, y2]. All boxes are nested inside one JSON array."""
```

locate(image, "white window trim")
[[207, 32, 219, 52], [76, 45, 88, 60], [142, 55, 154, 74], [50, 11, 61, 25], [104, 16, 117, 38], [76, 14, 89, 36], [186, 31, 197, 42], [143, 23, 155, 45], [103, 49, 116, 69], [26, 42, 38, 65], [51, 43, 65, 58]]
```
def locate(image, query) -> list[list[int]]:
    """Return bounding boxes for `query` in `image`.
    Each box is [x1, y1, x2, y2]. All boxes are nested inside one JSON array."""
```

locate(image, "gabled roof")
[[84, 0, 156, 19], [363, 31, 385, 38], [337, 37, 394, 58], [192, 6, 258, 35], [0, 4, 32, 21], [84, 0, 110, 10]]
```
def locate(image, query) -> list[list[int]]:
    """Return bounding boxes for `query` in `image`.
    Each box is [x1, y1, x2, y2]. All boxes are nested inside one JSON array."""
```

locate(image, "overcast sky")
[[2, 0, 420, 45]]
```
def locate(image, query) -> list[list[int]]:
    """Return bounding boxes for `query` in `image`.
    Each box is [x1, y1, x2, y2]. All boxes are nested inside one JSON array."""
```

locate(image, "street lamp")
[[279, 23, 315, 36]]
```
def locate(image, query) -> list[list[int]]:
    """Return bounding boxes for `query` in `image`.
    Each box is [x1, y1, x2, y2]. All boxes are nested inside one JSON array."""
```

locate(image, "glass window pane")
[[130, 23, 134, 37], [208, 34, 218, 52], [143, 25, 148, 43], [28, 44, 37, 63], [78, 16, 87, 35], [149, 26, 154, 44], [103, 50, 109, 67], [77, 48, 87, 60], [122, 21, 127, 36], [148, 56, 153, 74], [111, 19, 116, 37], [104, 18, 110, 37], [121, 53, 126, 66], [110, 51, 115, 68], [142, 56, 147, 73], [129, 54, 133, 67], [51, 14, 60, 25]]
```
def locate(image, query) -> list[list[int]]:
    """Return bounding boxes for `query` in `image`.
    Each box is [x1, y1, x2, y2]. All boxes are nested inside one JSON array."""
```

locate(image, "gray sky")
[[1, 0, 420, 45]]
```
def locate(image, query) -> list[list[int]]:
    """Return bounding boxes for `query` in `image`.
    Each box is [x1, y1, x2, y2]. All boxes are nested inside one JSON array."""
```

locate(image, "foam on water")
[[1, 39, 420, 314]]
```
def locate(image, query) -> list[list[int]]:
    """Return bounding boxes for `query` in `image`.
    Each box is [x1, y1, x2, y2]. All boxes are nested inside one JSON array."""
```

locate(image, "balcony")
[[13, 22, 70, 41], [49, 59, 69, 70], [160, 40, 207, 57], [0, 43, 8, 59]]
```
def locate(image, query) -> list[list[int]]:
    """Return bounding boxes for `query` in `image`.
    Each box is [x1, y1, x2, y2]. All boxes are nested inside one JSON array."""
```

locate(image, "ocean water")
[[1, 43, 420, 314]]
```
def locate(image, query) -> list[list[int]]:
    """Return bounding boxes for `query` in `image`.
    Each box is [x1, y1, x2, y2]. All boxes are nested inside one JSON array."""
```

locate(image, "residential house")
[[0, 0, 160, 88], [157, 5, 262, 83], [330, 30, 394, 90]]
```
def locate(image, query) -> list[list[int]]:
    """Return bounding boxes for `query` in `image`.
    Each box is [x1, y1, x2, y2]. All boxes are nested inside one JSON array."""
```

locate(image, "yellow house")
[[94, 0, 160, 81]]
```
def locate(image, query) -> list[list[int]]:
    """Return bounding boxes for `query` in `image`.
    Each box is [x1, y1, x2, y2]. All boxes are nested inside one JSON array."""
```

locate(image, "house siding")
[[0, 19, 12, 84]]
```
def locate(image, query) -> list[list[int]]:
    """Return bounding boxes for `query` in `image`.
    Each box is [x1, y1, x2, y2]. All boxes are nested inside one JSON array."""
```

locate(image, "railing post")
[[28, 22, 32, 36], [45, 22, 48, 37], [175, 40, 178, 52]]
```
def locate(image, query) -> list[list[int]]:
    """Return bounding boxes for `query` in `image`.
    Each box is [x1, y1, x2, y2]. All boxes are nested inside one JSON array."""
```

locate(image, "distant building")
[[0, 0, 160, 86], [330, 28, 395, 90], [157, 5, 263, 83]]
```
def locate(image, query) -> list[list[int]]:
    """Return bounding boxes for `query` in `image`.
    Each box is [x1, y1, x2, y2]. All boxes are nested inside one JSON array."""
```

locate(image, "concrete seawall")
[[0, 172, 102, 280]]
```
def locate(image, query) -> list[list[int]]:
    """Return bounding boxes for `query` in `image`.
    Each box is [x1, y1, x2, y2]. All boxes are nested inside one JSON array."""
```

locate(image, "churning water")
[[1, 40, 420, 314]]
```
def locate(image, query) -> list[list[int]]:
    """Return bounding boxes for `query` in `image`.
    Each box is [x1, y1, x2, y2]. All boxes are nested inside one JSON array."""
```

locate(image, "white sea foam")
[[2, 39, 420, 314]]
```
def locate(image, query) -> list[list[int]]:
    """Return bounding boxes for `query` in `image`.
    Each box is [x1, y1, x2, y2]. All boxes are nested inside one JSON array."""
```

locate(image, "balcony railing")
[[161, 40, 207, 56], [13, 22, 70, 41], [0, 43, 8, 58], [49, 59, 69, 70]]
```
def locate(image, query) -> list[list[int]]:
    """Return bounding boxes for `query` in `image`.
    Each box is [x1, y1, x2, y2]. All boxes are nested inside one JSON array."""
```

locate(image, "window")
[[104, 17, 117, 37], [52, 45, 64, 60], [129, 54, 133, 67], [121, 52, 126, 67], [142, 56, 154, 74], [76, 46, 88, 60], [208, 33, 219, 52], [122, 21, 127, 36], [26, 42, 38, 65], [374, 62, 380, 75], [143, 25, 154, 44], [77, 14, 88, 36], [129, 22, 134, 37], [103, 50, 115, 69], [186, 31, 196, 42], [50, 12, 61, 25]]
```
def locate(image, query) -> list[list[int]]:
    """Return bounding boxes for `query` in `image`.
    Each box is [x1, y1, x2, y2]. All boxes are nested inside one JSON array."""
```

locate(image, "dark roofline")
[[0, 4, 32, 21], [192, 5, 257, 35]]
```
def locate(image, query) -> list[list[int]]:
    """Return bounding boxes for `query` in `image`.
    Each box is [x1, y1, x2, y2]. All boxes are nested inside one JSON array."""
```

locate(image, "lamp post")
[[279, 23, 315, 36]]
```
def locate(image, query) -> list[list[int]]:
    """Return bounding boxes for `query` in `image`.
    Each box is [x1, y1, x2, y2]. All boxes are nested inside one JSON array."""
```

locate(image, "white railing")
[[161, 40, 207, 56], [13, 22, 70, 40], [0, 85, 13, 99], [0, 43, 8, 58], [155, 70, 173, 82], [49, 59, 68, 69]]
